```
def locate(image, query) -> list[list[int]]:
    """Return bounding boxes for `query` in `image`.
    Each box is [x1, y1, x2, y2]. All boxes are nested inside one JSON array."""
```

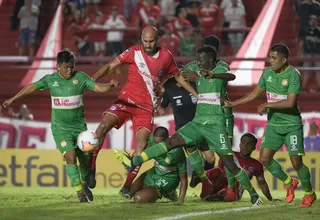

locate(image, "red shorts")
[[105, 100, 154, 133]]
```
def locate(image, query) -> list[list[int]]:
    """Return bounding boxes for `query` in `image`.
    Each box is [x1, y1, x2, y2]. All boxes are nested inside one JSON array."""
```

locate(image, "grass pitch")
[[0, 188, 319, 220]]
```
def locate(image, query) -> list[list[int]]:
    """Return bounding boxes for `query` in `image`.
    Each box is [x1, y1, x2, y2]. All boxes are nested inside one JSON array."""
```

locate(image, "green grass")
[[0, 188, 319, 220]]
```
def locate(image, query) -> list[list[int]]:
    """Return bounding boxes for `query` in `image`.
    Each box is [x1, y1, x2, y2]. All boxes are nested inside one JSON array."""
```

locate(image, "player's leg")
[[130, 171, 148, 197], [120, 107, 152, 197], [76, 147, 93, 201], [133, 187, 159, 203], [53, 132, 90, 203], [89, 103, 129, 188], [200, 167, 224, 199], [285, 129, 316, 207], [259, 126, 298, 203]]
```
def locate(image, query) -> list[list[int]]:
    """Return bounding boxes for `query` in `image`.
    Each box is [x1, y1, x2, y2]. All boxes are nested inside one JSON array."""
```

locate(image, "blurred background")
[[0, 0, 319, 190]]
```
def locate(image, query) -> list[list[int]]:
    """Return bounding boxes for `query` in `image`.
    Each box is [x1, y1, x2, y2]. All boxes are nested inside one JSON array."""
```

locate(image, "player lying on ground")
[[88, 26, 197, 197], [114, 46, 263, 206], [2, 49, 118, 203], [128, 126, 188, 204], [224, 43, 317, 207]]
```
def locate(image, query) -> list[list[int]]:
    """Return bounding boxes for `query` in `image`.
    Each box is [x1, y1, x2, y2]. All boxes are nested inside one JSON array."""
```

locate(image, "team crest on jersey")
[[248, 166, 255, 173], [261, 136, 265, 143], [52, 81, 59, 87], [158, 69, 163, 77], [109, 105, 117, 111], [73, 79, 79, 85], [282, 78, 288, 86], [165, 157, 171, 164], [267, 76, 272, 83], [60, 140, 67, 147]]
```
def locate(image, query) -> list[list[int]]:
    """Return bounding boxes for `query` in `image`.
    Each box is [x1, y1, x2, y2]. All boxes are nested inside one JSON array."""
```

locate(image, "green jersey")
[[34, 71, 96, 131], [258, 66, 302, 129], [147, 137, 187, 179]]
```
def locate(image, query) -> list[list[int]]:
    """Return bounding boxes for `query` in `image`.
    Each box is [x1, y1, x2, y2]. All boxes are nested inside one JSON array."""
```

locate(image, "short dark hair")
[[57, 48, 76, 64], [203, 35, 220, 51], [270, 43, 290, 58], [197, 46, 218, 61], [153, 126, 169, 139], [241, 133, 258, 146]]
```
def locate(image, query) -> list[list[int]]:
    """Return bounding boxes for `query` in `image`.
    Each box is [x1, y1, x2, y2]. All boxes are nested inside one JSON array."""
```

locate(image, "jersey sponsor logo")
[[198, 93, 221, 105], [109, 105, 117, 111], [266, 76, 272, 82], [51, 95, 83, 109], [190, 94, 198, 104], [176, 99, 182, 106], [266, 92, 287, 103], [60, 140, 67, 147], [248, 166, 255, 173], [73, 79, 79, 85], [52, 81, 59, 87], [282, 78, 288, 86]]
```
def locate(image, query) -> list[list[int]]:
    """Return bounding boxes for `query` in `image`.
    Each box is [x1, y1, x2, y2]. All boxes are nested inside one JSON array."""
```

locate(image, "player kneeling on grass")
[[2, 49, 118, 203], [199, 133, 276, 202], [118, 126, 188, 204]]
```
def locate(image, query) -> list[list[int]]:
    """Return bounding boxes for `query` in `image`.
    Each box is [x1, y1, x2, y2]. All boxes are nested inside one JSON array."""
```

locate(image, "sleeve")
[[160, 89, 170, 108], [175, 150, 187, 174], [288, 70, 301, 94], [165, 51, 179, 77], [214, 66, 229, 74], [34, 75, 50, 91], [81, 72, 96, 91], [257, 70, 267, 89], [182, 61, 198, 72], [116, 47, 134, 64]]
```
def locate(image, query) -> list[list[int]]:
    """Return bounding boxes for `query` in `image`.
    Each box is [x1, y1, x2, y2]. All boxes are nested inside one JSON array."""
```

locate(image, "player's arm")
[[158, 89, 170, 115], [3, 83, 38, 107], [177, 171, 188, 204], [93, 80, 119, 93], [256, 174, 273, 201], [91, 58, 121, 81], [203, 70, 236, 81], [174, 74, 198, 98], [225, 85, 265, 108]]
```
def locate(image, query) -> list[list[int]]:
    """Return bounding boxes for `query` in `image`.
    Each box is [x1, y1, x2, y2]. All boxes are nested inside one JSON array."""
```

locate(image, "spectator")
[[305, 122, 320, 151], [197, 0, 222, 36], [124, 0, 138, 21], [220, 0, 244, 12], [171, 8, 192, 39], [88, 11, 106, 57], [137, 0, 161, 28], [11, 0, 24, 31], [158, 0, 176, 25], [180, 26, 196, 57], [299, 15, 320, 92], [158, 23, 180, 56], [85, 0, 101, 13], [104, 6, 127, 57], [185, 0, 201, 28], [296, 0, 320, 32], [67, 0, 87, 17], [18, 0, 40, 56], [224, 0, 246, 54], [8, 104, 34, 120]]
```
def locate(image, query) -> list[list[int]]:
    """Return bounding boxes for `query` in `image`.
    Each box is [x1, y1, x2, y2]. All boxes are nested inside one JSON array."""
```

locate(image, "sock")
[[90, 147, 102, 170], [265, 159, 292, 185], [204, 160, 214, 170], [234, 168, 257, 196], [124, 166, 141, 188], [297, 164, 313, 195], [188, 150, 207, 182], [76, 149, 91, 184], [132, 142, 168, 166], [66, 164, 83, 192], [225, 166, 236, 189]]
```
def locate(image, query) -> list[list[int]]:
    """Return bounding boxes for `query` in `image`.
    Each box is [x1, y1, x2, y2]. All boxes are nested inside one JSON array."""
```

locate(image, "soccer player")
[[114, 46, 263, 206], [2, 49, 118, 203], [129, 126, 187, 204], [202, 133, 274, 202], [224, 43, 316, 207], [89, 26, 197, 197]]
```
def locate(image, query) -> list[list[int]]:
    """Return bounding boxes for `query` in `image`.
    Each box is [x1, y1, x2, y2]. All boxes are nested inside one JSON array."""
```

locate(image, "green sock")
[[265, 159, 292, 185], [77, 150, 91, 185], [132, 142, 168, 166], [297, 164, 313, 194], [66, 164, 83, 192], [187, 150, 206, 181], [235, 168, 257, 196], [225, 166, 236, 189]]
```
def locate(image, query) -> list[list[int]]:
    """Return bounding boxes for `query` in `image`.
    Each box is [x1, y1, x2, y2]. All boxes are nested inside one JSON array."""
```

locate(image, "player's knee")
[[133, 193, 153, 203], [167, 134, 184, 149], [259, 155, 271, 166], [290, 156, 303, 171], [134, 141, 147, 155], [64, 150, 77, 164]]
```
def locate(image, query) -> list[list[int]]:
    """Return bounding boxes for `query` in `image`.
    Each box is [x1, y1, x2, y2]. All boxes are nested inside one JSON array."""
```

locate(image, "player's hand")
[[200, 69, 213, 79], [157, 107, 165, 116], [257, 103, 267, 116], [3, 98, 14, 108], [173, 200, 184, 205], [181, 70, 199, 82], [109, 79, 119, 87], [223, 99, 233, 108]]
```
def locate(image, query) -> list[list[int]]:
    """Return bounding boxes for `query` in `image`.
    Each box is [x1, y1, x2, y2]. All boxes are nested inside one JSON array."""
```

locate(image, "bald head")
[[141, 26, 158, 55]]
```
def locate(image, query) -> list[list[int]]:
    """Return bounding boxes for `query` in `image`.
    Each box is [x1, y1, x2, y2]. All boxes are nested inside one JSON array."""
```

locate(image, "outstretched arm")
[[178, 172, 188, 204], [257, 94, 298, 115], [225, 86, 265, 108], [257, 175, 273, 201], [201, 69, 236, 81], [91, 58, 121, 81], [92, 80, 119, 93], [3, 84, 37, 107], [174, 74, 198, 98]]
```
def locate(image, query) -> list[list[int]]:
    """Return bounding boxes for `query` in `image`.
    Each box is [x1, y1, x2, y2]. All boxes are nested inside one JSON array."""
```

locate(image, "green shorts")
[[144, 168, 179, 198], [52, 130, 81, 155], [176, 121, 233, 156], [261, 125, 305, 156]]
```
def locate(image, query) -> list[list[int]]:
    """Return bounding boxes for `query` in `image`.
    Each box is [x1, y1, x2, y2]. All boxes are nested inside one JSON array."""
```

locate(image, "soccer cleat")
[[77, 191, 91, 203], [119, 187, 131, 199], [200, 179, 214, 199], [83, 185, 94, 202], [299, 193, 316, 208], [87, 169, 96, 189], [113, 150, 135, 172], [189, 170, 201, 188], [251, 194, 263, 207], [164, 190, 178, 201], [285, 178, 299, 203], [224, 188, 237, 202]]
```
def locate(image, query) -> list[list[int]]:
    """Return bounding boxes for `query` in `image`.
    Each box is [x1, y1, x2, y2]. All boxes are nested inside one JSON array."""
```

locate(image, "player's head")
[[203, 35, 220, 52], [269, 43, 290, 72], [153, 126, 169, 144], [239, 133, 257, 157], [57, 48, 76, 79], [141, 26, 159, 55], [196, 46, 218, 71]]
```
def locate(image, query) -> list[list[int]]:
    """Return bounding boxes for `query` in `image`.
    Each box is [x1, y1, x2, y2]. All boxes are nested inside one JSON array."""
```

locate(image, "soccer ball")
[[77, 130, 99, 152]]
